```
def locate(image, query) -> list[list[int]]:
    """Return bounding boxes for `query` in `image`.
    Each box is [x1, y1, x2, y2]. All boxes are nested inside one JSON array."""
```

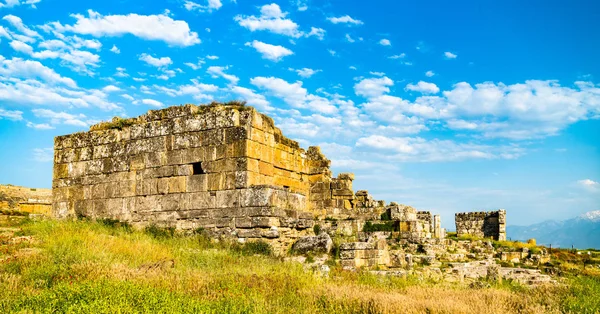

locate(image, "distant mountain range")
[[507, 211, 600, 249]]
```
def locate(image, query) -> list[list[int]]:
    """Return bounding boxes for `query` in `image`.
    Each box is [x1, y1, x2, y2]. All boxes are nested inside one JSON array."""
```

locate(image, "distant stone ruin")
[[455, 210, 506, 241], [0, 184, 52, 215], [51, 103, 503, 253]]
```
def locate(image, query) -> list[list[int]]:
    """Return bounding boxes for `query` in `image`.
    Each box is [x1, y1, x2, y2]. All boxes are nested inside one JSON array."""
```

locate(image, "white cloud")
[[354, 76, 394, 98], [230, 86, 272, 111], [444, 51, 457, 59], [102, 85, 120, 92], [32, 148, 53, 162], [27, 122, 54, 130], [32, 108, 89, 127], [184, 58, 205, 70], [121, 94, 134, 101], [184, 0, 222, 12], [306, 27, 325, 40], [207, 65, 239, 85], [2, 15, 41, 40], [141, 98, 163, 107], [425, 70, 435, 77], [139, 53, 172, 68], [291, 67, 321, 78], [251, 76, 338, 114], [45, 10, 200, 47], [369, 71, 385, 77], [356, 135, 523, 162], [110, 45, 120, 53], [206, 55, 218, 60], [245, 40, 293, 62], [0, 56, 76, 87], [349, 66, 357, 70], [235, 3, 302, 38], [578, 179, 599, 192], [327, 15, 363, 25], [406, 81, 440, 94], [345, 34, 355, 43], [379, 38, 391, 46], [115, 67, 128, 77], [0, 108, 23, 120], [388, 53, 406, 59], [328, 49, 336, 56], [0, 0, 41, 9]]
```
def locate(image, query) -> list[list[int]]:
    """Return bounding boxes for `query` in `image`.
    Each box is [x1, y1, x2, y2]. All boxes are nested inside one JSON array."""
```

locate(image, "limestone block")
[[92, 184, 106, 199], [261, 228, 279, 238], [225, 127, 247, 143], [237, 229, 261, 238], [241, 188, 273, 207], [144, 152, 164, 168], [166, 150, 183, 165], [251, 217, 280, 228], [176, 165, 193, 176], [187, 191, 216, 209], [291, 233, 332, 254], [207, 173, 224, 191], [177, 209, 212, 219], [135, 195, 160, 213], [215, 218, 234, 228], [216, 190, 240, 208], [160, 194, 182, 212], [130, 155, 145, 171], [187, 175, 208, 192], [137, 179, 158, 196], [167, 176, 187, 193], [235, 171, 247, 189], [244, 206, 285, 218], [340, 242, 373, 250], [235, 217, 252, 228]]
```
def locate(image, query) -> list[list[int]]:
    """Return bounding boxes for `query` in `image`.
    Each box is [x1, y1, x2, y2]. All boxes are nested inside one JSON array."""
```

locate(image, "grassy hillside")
[[1, 216, 599, 314]]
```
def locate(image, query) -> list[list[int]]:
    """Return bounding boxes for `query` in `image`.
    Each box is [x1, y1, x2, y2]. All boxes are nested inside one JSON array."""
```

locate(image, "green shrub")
[[97, 218, 132, 232], [380, 211, 391, 221], [362, 221, 397, 232], [233, 240, 273, 256], [144, 225, 176, 239], [313, 224, 322, 235]]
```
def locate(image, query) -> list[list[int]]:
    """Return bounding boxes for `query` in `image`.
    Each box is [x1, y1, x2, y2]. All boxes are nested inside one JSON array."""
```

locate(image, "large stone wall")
[[455, 210, 506, 241], [52, 104, 321, 251], [0, 184, 52, 215]]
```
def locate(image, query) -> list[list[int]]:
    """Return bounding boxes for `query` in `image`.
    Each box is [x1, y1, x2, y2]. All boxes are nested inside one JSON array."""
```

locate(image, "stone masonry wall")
[[455, 210, 506, 241], [52, 104, 321, 252]]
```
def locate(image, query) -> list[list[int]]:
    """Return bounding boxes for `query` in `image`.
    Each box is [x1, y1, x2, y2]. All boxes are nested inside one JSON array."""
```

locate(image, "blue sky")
[[0, 0, 598, 228]]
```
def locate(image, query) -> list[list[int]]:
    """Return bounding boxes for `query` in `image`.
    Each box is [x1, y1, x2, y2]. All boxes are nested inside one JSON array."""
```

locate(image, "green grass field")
[[1, 216, 599, 313]]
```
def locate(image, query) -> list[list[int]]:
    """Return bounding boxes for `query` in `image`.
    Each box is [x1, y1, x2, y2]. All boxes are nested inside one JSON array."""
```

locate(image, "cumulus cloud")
[[207, 65, 239, 85], [44, 10, 200, 46], [183, 0, 222, 13], [356, 135, 523, 162], [578, 179, 599, 192], [379, 38, 391, 46], [388, 53, 405, 59], [290, 67, 321, 78], [251, 76, 338, 114], [327, 15, 363, 25], [0, 108, 23, 120], [0, 56, 76, 87], [32, 108, 89, 127], [0, 0, 41, 9], [139, 53, 172, 68], [306, 27, 325, 40], [405, 81, 440, 94], [444, 51, 457, 59], [141, 98, 163, 107], [354, 76, 600, 140], [230, 86, 272, 111], [235, 3, 303, 38], [354, 76, 394, 98], [27, 122, 54, 130], [110, 45, 120, 53], [245, 40, 293, 62], [425, 70, 435, 77]]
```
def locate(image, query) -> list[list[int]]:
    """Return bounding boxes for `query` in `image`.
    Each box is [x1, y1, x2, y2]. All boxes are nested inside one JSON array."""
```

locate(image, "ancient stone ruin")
[[50, 102, 555, 285], [455, 210, 506, 241]]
